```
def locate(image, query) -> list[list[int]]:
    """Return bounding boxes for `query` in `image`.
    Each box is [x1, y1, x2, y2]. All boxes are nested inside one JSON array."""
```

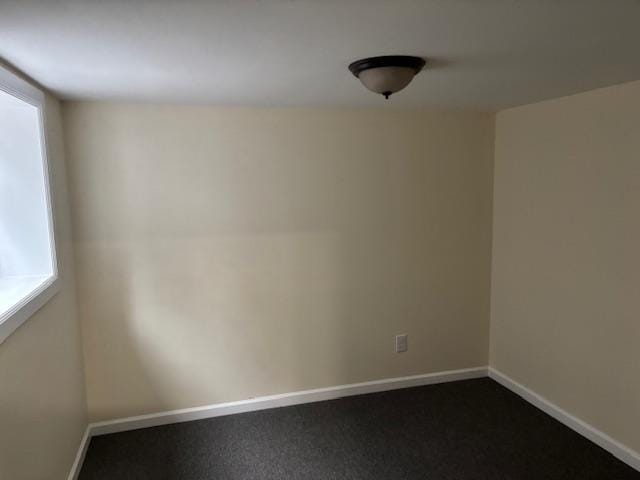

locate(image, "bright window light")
[[0, 67, 59, 343]]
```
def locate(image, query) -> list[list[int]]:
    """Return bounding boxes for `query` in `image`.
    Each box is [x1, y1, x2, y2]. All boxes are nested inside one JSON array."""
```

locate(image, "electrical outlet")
[[395, 334, 408, 353]]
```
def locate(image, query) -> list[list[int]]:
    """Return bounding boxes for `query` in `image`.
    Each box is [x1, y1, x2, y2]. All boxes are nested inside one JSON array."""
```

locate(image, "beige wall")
[[63, 103, 495, 421], [0, 94, 88, 478], [491, 80, 640, 453]]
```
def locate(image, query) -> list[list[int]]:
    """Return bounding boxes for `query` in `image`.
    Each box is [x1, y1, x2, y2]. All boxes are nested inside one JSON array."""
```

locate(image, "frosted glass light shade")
[[348, 56, 426, 99], [357, 66, 417, 97]]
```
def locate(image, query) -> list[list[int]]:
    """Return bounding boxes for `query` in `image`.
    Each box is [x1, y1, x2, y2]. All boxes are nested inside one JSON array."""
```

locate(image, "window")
[[0, 66, 58, 343]]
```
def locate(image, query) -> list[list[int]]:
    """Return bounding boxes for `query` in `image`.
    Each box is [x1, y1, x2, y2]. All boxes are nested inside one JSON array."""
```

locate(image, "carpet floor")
[[79, 378, 640, 479]]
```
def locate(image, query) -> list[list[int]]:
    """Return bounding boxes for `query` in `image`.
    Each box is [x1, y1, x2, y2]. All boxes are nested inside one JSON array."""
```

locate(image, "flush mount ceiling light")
[[348, 55, 426, 99]]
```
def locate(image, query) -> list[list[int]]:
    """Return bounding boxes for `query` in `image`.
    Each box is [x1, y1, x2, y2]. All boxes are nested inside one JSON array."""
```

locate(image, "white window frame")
[[0, 65, 60, 344]]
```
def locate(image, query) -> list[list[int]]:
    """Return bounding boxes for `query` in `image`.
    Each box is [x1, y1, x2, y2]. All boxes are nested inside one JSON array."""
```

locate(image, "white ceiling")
[[1, 0, 640, 110]]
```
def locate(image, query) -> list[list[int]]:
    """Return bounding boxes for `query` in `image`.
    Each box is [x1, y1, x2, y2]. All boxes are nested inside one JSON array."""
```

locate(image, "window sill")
[[0, 275, 60, 344]]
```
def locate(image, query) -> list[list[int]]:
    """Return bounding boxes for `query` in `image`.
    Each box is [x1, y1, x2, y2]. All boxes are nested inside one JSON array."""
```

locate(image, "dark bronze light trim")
[[348, 56, 426, 78]]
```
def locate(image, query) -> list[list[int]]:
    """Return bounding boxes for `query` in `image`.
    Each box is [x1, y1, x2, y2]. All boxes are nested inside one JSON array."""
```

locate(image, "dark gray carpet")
[[79, 378, 640, 479]]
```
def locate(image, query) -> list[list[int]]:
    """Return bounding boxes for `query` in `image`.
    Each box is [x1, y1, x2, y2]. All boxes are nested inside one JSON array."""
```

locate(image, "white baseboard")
[[489, 367, 640, 472], [67, 425, 90, 480], [90, 366, 488, 436]]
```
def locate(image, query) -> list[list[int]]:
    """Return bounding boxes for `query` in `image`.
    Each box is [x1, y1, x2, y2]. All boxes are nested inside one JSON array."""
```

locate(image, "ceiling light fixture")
[[348, 55, 426, 99]]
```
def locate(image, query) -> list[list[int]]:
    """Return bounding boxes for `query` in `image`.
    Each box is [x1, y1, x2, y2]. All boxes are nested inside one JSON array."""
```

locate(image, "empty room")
[[0, 1, 639, 479]]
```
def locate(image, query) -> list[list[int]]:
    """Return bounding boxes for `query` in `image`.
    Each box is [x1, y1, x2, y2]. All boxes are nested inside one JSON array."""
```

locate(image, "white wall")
[[63, 103, 495, 421], [491, 80, 640, 454], [0, 76, 88, 479]]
